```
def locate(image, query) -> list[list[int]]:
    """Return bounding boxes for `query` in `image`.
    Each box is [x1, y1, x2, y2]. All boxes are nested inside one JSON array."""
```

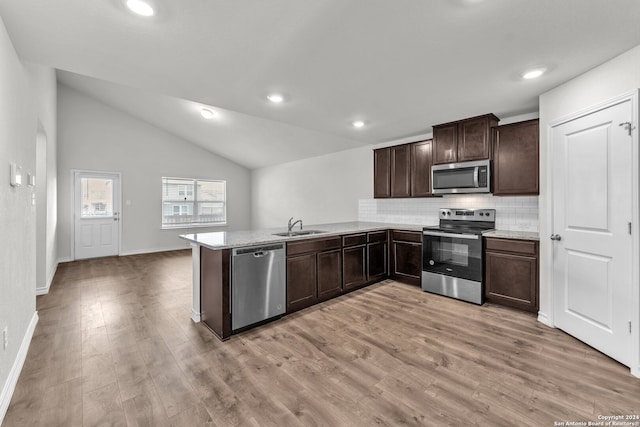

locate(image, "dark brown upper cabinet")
[[432, 114, 499, 165], [493, 119, 539, 196], [374, 140, 435, 199], [373, 148, 391, 198], [390, 144, 411, 198], [410, 140, 433, 197]]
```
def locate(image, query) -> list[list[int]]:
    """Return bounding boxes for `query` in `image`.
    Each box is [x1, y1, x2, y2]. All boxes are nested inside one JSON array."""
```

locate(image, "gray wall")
[[57, 85, 252, 259], [538, 44, 640, 326], [0, 16, 53, 420], [251, 146, 373, 229]]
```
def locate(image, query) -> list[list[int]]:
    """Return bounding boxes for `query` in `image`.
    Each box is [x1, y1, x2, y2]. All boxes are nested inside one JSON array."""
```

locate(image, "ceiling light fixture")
[[352, 120, 365, 129], [522, 68, 546, 79], [200, 108, 216, 119], [267, 94, 284, 104], [126, 0, 155, 17]]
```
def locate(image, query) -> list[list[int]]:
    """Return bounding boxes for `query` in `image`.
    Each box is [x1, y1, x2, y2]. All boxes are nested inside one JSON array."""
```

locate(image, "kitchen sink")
[[273, 229, 327, 237]]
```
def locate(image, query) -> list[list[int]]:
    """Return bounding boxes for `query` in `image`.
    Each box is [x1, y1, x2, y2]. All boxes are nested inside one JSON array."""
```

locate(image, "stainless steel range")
[[422, 208, 496, 304]]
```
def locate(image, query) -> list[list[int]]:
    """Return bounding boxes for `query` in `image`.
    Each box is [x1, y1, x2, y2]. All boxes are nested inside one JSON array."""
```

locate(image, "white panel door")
[[552, 99, 633, 366], [74, 172, 120, 259]]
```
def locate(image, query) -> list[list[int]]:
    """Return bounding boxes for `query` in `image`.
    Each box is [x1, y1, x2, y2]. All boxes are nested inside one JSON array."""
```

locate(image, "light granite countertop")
[[180, 221, 429, 250], [483, 230, 539, 241]]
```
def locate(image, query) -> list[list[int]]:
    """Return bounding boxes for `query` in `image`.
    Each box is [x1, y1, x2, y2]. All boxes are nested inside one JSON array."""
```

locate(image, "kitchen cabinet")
[[484, 237, 538, 313], [286, 236, 342, 313], [432, 114, 499, 165], [390, 230, 422, 286], [374, 139, 436, 199], [390, 144, 411, 198], [367, 231, 388, 282], [410, 140, 433, 197], [317, 249, 342, 299], [343, 231, 388, 289], [493, 119, 539, 196], [342, 233, 367, 290], [373, 148, 391, 198], [200, 246, 232, 340]]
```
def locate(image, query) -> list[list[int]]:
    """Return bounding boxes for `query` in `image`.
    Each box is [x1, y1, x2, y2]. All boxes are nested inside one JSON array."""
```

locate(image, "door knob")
[[550, 234, 562, 241]]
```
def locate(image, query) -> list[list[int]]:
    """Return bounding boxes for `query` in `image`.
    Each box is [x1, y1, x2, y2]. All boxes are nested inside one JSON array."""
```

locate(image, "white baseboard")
[[120, 245, 190, 257], [57, 256, 73, 263], [191, 309, 201, 323], [537, 312, 553, 328], [0, 311, 39, 424], [36, 262, 59, 296]]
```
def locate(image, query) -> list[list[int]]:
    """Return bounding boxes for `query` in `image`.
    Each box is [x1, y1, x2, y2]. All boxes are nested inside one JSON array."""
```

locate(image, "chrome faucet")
[[288, 217, 303, 232]]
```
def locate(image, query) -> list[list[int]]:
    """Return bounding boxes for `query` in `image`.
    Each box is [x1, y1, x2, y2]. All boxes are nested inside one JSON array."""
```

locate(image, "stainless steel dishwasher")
[[231, 243, 286, 331]]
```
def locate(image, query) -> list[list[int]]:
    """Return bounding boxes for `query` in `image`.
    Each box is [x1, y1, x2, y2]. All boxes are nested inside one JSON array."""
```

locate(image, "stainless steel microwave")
[[431, 160, 491, 194]]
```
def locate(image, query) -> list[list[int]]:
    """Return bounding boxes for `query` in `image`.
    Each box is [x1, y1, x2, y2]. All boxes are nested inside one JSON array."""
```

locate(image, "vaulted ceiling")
[[2, 0, 639, 169]]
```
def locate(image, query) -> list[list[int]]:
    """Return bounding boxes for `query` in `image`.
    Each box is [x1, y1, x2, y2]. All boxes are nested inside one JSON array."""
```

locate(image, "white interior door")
[[74, 171, 120, 260], [551, 99, 633, 366]]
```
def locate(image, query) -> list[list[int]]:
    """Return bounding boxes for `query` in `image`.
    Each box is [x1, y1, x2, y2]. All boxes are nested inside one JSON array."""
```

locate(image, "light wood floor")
[[4, 250, 640, 426]]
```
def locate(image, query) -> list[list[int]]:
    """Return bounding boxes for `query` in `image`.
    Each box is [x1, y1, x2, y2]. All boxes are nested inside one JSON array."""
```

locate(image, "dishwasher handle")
[[253, 251, 267, 258], [233, 243, 284, 256]]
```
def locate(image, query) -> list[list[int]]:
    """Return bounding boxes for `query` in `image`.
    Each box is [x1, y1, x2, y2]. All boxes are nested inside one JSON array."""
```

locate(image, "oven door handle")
[[422, 231, 479, 240]]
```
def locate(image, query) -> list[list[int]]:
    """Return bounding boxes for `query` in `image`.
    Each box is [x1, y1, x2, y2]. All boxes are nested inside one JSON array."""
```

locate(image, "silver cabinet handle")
[[550, 234, 562, 241]]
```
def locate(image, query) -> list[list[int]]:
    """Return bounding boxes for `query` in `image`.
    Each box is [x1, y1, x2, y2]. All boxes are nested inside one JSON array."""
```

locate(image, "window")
[[162, 177, 226, 228]]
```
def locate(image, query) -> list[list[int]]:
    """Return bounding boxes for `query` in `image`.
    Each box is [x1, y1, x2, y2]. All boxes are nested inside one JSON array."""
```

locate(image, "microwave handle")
[[473, 167, 479, 188], [422, 231, 479, 240]]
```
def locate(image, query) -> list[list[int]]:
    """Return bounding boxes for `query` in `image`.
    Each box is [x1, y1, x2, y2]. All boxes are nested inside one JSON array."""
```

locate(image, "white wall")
[[538, 44, 640, 324], [0, 16, 51, 422], [25, 64, 57, 294], [57, 85, 252, 259], [251, 146, 372, 229]]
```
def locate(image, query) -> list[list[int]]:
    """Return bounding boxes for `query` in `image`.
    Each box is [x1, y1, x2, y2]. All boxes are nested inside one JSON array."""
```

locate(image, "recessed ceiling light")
[[522, 68, 546, 79], [126, 0, 154, 17], [352, 120, 366, 129], [267, 94, 284, 104], [200, 108, 216, 119]]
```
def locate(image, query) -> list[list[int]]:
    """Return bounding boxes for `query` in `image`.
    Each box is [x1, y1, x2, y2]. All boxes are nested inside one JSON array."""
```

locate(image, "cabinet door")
[[367, 241, 388, 282], [373, 148, 391, 198], [410, 140, 433, 197], [391, 241, 422, 284], [343, 245, 367, 290], [432, 123, 458, 165], [317, 249, 342, 300], [287, 254, 317, 313], [390, 144, 411, 198], [493, 119, 539, 195], [457, 116, 492, 162], [485, 251, 538, 312]]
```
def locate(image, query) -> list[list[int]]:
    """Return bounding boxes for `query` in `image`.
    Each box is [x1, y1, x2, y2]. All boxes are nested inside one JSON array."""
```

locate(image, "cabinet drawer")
[[287, 236, 341, 256], [342, 233, 367, 247], [391, 230, 422, 243], [485, 237, 537, 255], [368, 231, 388, 243]]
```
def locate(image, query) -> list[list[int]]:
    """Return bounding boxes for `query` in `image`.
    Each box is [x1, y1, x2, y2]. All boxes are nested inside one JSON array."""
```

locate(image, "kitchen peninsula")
[[181, 221, 425, 340]]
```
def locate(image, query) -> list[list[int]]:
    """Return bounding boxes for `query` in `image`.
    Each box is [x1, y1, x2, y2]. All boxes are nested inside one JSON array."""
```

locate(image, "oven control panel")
[[439, 208, 495, 222]]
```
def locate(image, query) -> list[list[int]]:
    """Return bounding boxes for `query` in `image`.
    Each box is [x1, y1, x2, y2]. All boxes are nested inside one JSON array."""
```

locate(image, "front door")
[[74, 171, 120, 259], [551, 98, 633, 366]]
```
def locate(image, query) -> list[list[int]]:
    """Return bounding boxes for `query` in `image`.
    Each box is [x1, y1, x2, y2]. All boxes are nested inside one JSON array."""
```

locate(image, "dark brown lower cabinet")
[[286, 236, 343, 314], [343, 245, 367, 290], [286, 253, 317, 313], [317, 249, 342, 300], [484, 237, 539, 313], [390, 230, 422, 286], [200, 246, 232, 340], [367, 241, 387, 282]]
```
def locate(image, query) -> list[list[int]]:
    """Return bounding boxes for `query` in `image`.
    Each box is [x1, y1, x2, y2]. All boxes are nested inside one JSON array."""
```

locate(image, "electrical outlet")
[[3, 327, 7, 350]]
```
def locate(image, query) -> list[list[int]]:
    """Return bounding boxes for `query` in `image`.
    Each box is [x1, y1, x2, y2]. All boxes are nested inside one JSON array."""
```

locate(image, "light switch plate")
[[10, 163, 22, 187]]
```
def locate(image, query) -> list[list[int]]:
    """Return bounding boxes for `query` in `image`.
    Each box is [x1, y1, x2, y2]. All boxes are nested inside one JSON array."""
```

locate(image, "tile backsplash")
[[358, 195, 539, 232]]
